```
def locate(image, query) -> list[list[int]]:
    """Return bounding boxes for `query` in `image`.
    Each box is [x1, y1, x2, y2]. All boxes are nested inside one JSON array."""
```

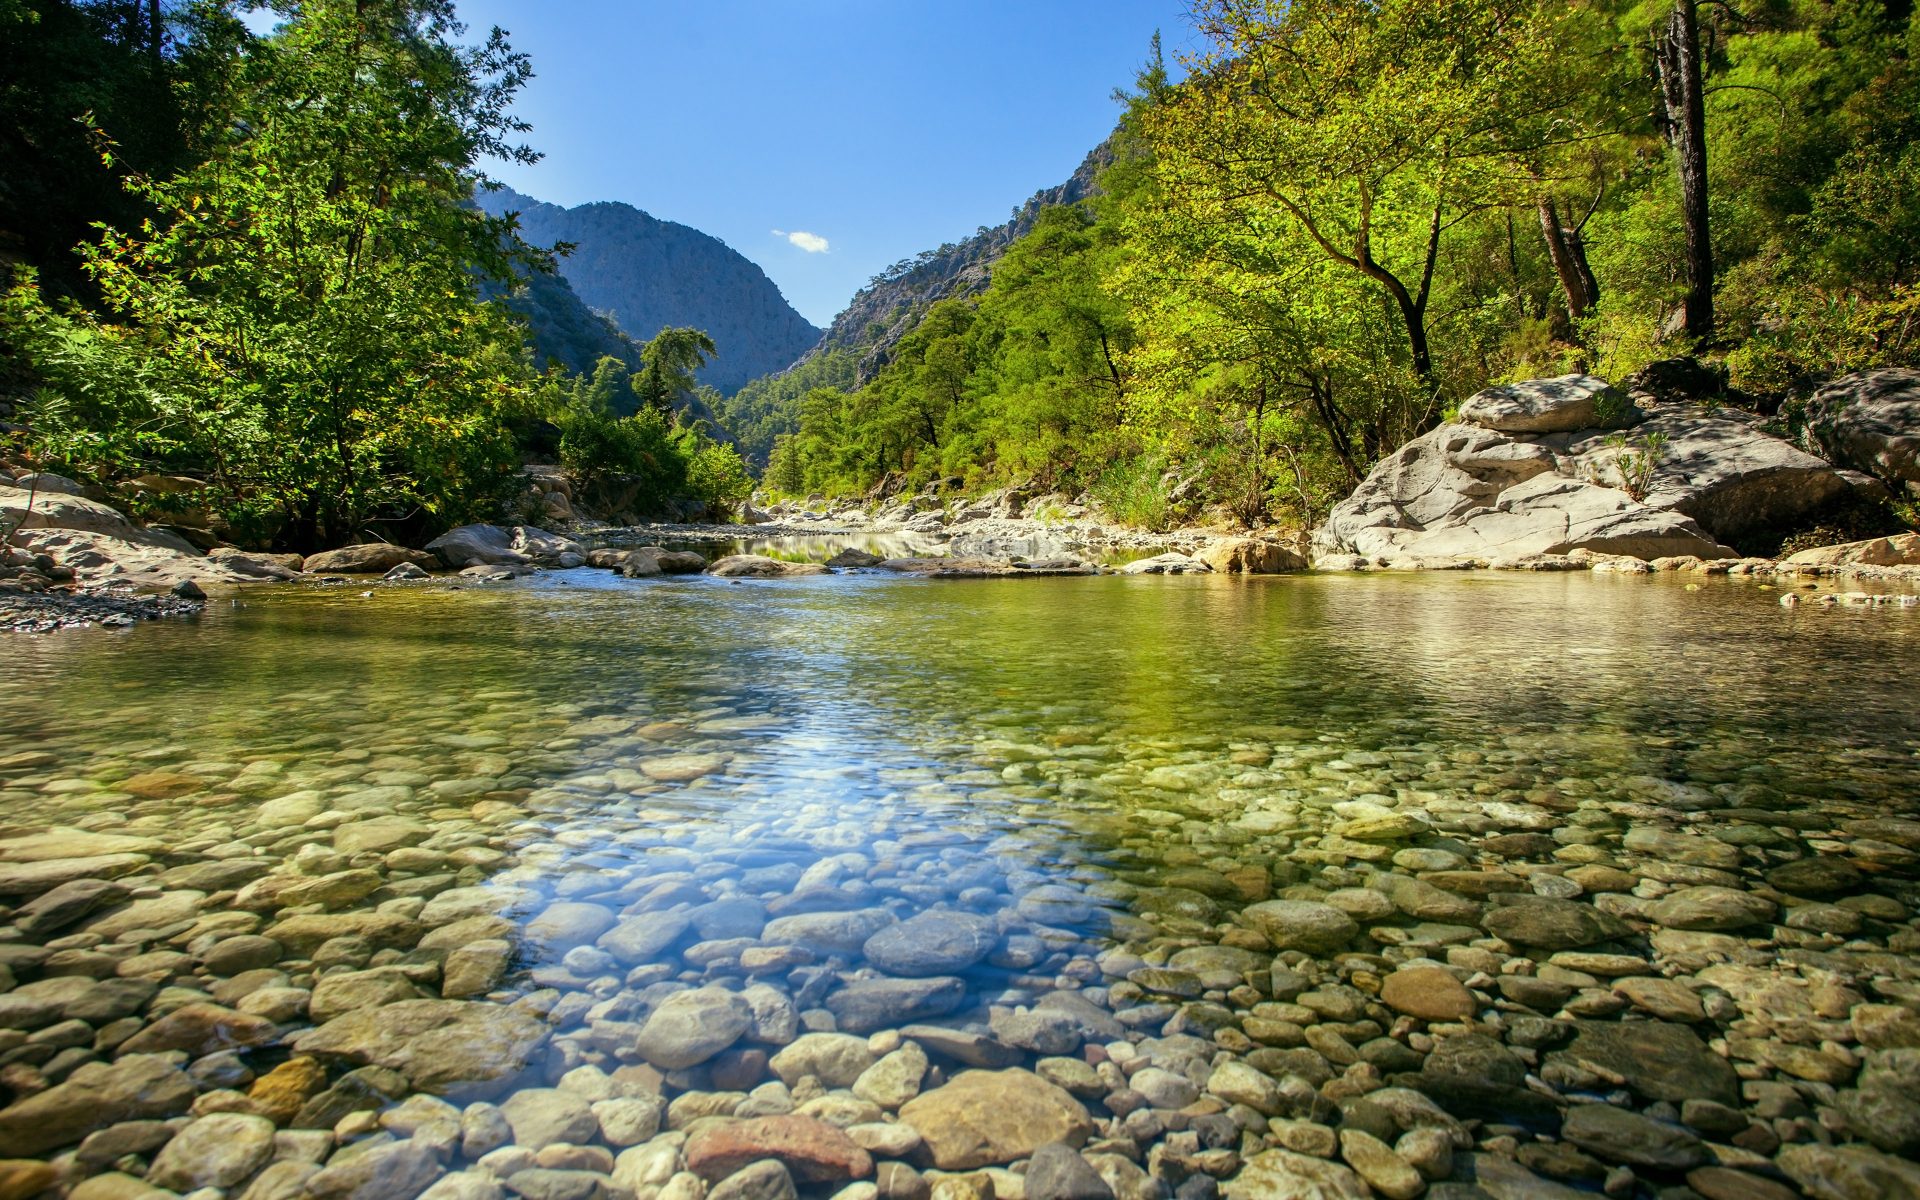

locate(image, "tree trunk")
[[1657, 0, 1713, 341], [1537, 196, 1593, 322]]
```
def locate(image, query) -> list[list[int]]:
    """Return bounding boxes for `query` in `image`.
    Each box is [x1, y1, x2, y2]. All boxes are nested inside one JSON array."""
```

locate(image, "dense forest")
[[2, 0, 1915, 550], [0, 0, 749, 551], [760, 0, 1920, 530]]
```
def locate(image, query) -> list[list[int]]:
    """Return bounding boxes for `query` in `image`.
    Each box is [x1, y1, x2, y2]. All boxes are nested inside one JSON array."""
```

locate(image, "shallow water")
[[5, 570, 1920, 1193]]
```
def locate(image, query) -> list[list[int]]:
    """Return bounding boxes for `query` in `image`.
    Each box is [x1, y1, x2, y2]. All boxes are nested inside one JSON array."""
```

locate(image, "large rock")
[[303, 543, 436, 574], [1318, 372, 1857, 561], [291, 999, 548, 1097], [1481, 895, 1630, 951], [1459, 375, 1636, 433], [1569, 405, 1849, 542], [898, 1069, 1093, 1169], [1222, 1150, 1370, 1200], [1198, 538, 1307, 574], [1806, 368, 1920, 492], [824, 976, 966, 1034], [426, 524, 530, 569], [0, 1054, 194, 1155], [1779, 1142, 1920, 1200], [707, 555, 828, 577], [0, 485, 199, 551], [1314, 422, 1732, 563], [303, 1139, 445, 1200], [1785, 531, 1920, 567]]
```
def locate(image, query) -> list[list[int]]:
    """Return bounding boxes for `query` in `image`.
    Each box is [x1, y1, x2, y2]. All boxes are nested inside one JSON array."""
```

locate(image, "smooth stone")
[[1024, 1143, 1115, 1200], [1559, 1103, 1707, 1169], [1546, 1020, 1739, 1105], [1646, 886, 1776, 931], [898, 1069, 1093, 1170], [303, 1139, 445, 1200], [1238, 901, 1358, 955], [146, 1112, 277, 1190], [292, 1000, 549, 1098], [1481, 896, 1630, 951], [825, 977, 965, 1034], [634, 988, 754, 1069], [710, 1161, 798, 1200], [685, 1114, 874, 1183], [1379, 967, 1476, 1022], [500, 1089, 599, 1150], [862, 911, 998, 977], [770, 1033, 879, 1087], [1221, 1150, 1369, 1200], [0, 1054, 195, 1155]]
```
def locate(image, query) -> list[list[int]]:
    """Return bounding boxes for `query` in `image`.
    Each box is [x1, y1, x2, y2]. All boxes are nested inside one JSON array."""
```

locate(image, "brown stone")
[[116, 1002, 276, 1058], [118, 770, 205, 799], [1380, 966, 1477, 1022], [685, 1115, 874, 1183], [0, 1160, 58, 1200], [898, 1069, 1093, 1170], [1684, 1167, 1801, 1200], [248, 1056, 329, 1123]]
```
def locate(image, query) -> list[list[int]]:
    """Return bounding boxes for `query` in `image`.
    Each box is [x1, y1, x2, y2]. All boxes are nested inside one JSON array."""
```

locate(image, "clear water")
[[5, 569, 1920, 1176]]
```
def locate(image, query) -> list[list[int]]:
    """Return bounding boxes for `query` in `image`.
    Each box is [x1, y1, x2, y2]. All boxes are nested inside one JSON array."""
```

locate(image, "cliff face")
[[478, 187, 822, 394], [804, 144, 1111, 383]]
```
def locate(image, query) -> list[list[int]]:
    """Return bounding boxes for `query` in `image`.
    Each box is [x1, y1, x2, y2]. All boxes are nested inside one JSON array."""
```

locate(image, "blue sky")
[[448, 1, 1196, 327]]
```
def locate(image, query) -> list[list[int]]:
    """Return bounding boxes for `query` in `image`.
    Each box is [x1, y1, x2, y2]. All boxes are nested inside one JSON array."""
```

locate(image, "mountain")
[[802, 144, 1111, 384], [488, 259, 645, 377], [477, 186, 822, 394]]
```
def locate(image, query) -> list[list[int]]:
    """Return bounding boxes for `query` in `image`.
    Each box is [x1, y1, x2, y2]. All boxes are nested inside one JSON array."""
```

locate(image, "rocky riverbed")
[[1, 574, 1918, 1199]]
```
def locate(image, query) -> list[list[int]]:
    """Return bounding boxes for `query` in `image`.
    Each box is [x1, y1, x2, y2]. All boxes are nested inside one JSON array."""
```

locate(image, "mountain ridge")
[[478, 186, 822, 394]]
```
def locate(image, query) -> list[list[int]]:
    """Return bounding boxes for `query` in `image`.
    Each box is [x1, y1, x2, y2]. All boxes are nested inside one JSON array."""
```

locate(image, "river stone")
[[310, 968, 424, 1023], [500, 1088, 599, 1150], [83, 889, 206, 939], [1547, 1020, 1739, 1105], [293, 999, 548, 1098], [1025, 1143, 1116, 1200], [0, 853, 152, 896], [146, 1112, 277, 1190], [1222, 1149, 1370, 1200], [1840, 1048, 1920, 1154], [825, 976, 965, 1034], [762, 909, 896, 956], [634, 987, 754, 1069], [1481, 895, 1630, 950], [116, 1001, 276, 1057], [685, 1115, 874, 1182], [1780, 1142, 1920, 1200], [1646, 886, 1776, 931], [707, 555, 828, 578], [1559, 1103, 1707, 1169], [898, 1069, 1093, 1169], [304, 1139, 445, 1200], [596, 912, 690, 963], [1239, 900, 1358, 954], [526, 902, 617, 948], [1380, 967, 1476, 1022], [863, 910, 997, 976], [770, 1033, 877, 1087], [267, 912, 422, 954], [0, 1054, 194, 1155], [1765, 856, 1866, 896], [16, 877, 132, 934], [853, 1042, 928, 1109], [0, 828, 166, 862], [710, 1161, 798, 1200], [334, 817, 430, 854]]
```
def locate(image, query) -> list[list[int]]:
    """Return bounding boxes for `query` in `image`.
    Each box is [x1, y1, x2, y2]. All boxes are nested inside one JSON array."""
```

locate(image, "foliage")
[[717, 348, 858, 469], [1589, 431, 1669, 501]]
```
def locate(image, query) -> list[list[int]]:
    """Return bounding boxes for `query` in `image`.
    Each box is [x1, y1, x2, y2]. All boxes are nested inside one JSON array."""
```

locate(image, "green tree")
[[78, 0, 543, 549], [633, 326, 717, 416]]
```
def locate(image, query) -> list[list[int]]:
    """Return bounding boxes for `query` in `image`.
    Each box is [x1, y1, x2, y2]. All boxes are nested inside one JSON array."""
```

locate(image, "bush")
[[1091, 453, 1174, 531]]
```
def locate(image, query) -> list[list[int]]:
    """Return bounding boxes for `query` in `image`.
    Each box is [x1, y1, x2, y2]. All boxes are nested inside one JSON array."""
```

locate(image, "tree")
[[80, 0, 543, 549], [1654, 0, 1714, 340], [1153, 0, 1600, 386], [633, 327, 717, 416]]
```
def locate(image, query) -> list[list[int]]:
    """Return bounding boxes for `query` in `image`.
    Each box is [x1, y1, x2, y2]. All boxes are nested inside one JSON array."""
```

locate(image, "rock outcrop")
[[1806, 367, 1920, 495], [1315, 372, 1852, 564]]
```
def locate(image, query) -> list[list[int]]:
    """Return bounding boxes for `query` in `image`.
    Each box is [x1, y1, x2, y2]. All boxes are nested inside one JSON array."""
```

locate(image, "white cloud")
[[772, 229, 830, 254]]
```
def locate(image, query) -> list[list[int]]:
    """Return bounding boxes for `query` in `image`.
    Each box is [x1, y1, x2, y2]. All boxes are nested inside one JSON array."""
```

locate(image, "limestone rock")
[[898, 1069, 1093, 1169], [1806, 368, 1920, 492], [146, 1112, 276, 1190], [1784, 531, 1920, 567], [1222, 1149, 1370, 1200], [1198, 538, 1307, 574], [1239, 900, 1359, 955], [426, 524, 532, 569], [707, 555, 828, 577], [303, 543, 436, 574], [1460, 375, 1636, 434]]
